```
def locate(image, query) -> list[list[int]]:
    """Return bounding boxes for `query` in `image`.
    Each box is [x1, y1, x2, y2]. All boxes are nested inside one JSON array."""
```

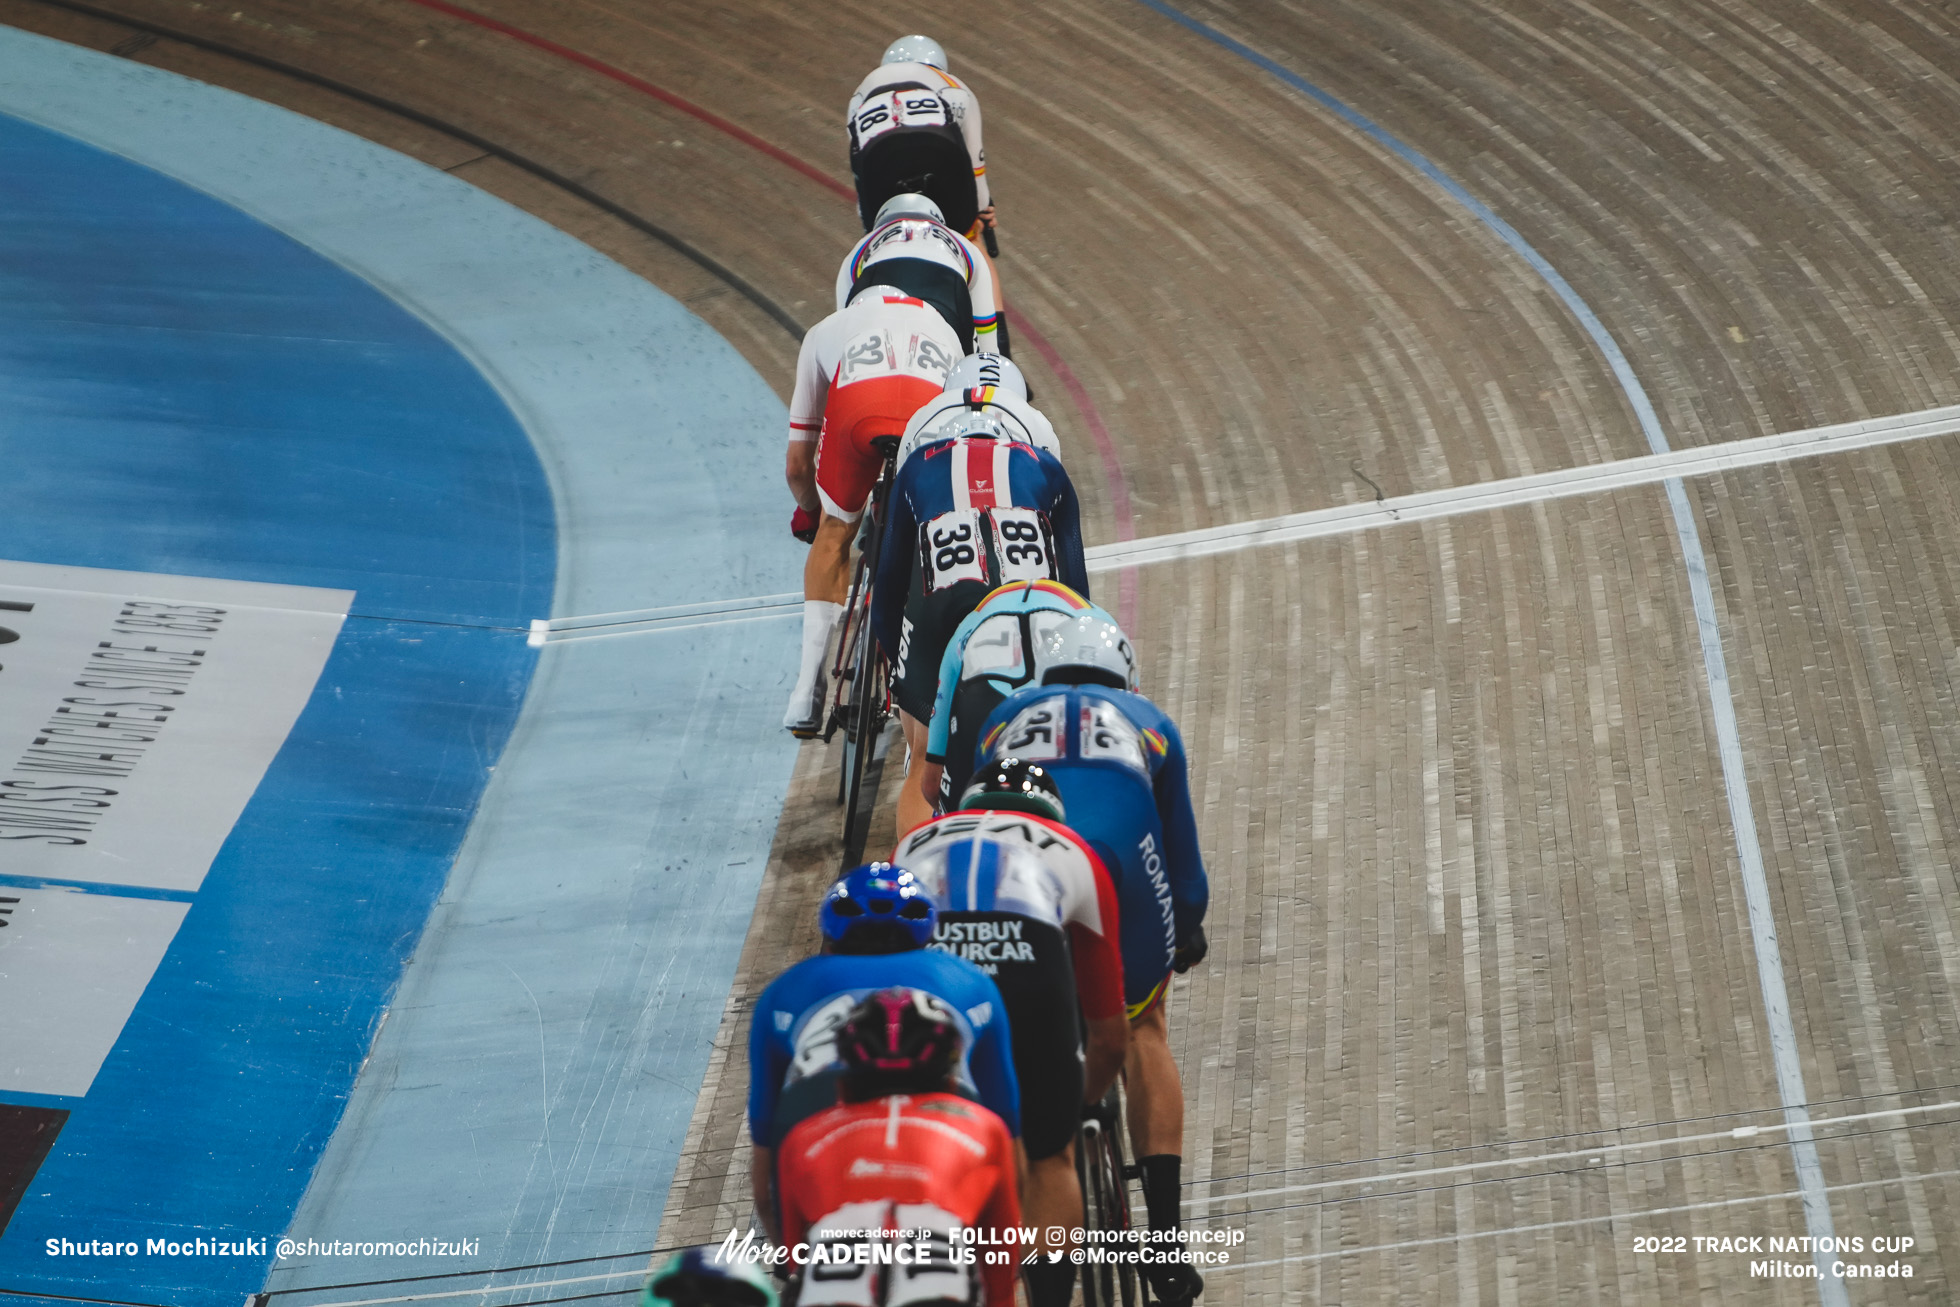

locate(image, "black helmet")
[[960, 757, 1065, 822]]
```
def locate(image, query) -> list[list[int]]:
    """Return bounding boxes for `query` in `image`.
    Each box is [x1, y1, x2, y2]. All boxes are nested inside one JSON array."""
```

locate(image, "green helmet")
[[641, 1248, 777, 1307]]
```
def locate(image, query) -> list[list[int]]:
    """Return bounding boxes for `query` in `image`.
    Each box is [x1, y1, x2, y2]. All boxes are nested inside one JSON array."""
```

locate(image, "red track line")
[[400, 0, 852, 200], [1017, 328, 1139, 622], [400, 0, 1141, 626]]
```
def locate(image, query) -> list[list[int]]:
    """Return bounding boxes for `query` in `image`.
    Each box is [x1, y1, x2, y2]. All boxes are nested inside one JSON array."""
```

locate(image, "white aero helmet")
[[882, 35, 947, 69], [1030, 609, 1139, 692], [875, 191, 945, 226], [938, 412, 1012, 443], [945, 352, 1029, 405]]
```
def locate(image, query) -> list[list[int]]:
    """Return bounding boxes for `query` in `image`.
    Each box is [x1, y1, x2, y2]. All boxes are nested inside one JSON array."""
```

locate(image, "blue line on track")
[[0, 876, 196, 902], [1130, 3, 1844, 1296]]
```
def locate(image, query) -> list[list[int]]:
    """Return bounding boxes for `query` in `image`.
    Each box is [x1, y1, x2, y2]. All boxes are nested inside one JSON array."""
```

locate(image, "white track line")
[[1205, 1164, 1960, 1275], [526, 404, 1960, 641], [1083, 403, 1960, 570], [1185, 1098, 1960, 1208], [283, 1268, 644, 1307], [1094, 30, 1953, 1292], [527, 592, 800, 646]]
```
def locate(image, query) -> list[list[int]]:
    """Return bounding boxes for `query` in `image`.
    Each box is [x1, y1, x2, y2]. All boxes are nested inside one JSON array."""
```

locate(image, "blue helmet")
[[821, 863, 937, 952], [642, 1246, 777, 1307]]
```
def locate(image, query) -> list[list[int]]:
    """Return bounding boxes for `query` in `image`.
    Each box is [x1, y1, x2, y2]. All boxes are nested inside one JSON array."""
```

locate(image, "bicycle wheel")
[[831, 554, 873, 807], [838, 524, 890, 867], [1077, 1091, 1141, 1307], [837, 442, 901, 869], [839, 613, 889, 866]]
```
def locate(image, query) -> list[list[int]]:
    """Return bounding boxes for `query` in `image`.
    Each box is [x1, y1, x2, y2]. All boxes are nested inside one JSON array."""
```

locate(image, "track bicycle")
[[1075, 1086, 1144, 1307], [823, 435, 902, 869]]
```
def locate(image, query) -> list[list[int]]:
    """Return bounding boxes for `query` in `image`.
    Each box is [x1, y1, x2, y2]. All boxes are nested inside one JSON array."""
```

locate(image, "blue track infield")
[[0, 24, 801, 1305], [0, 108, 551, 1306]]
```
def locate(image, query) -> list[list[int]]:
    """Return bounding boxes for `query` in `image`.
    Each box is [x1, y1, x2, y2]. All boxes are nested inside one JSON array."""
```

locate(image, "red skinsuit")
[[778, 1091, 1022, 1306]]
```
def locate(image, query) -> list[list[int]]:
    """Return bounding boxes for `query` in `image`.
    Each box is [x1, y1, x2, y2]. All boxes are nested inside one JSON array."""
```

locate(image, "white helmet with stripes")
[[945, 352, 1029, 405], [875, 191, 946, 227]]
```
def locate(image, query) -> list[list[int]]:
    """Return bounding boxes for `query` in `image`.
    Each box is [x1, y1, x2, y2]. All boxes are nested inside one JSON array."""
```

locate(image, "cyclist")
[[641, 1247, 777, 1307], [916, 580, 1123, 812], [872, 363, 1086, 835], [973, 672, 1209, 1306], [895, 351, 1057, 464], [776, 988, 1021, 1307], [836, 193, 998, 355], [890, 759, 1126, 1307], [847, 36, 990, 242], [745, 865, 1020, 1242], [783, 282, 963, 736]]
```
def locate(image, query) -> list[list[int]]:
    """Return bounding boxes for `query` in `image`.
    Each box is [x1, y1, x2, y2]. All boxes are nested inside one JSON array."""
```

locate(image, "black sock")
[[1138, 1153, 1182, 1234], [1024, 1258, 1076, 1307]]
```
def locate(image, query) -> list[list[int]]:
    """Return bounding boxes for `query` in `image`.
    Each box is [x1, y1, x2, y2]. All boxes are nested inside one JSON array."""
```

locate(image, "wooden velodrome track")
[[11, 0, 1960, 1300]]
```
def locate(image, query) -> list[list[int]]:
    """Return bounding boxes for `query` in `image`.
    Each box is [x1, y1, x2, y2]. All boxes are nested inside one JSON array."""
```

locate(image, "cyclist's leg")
[[1123, 986, 1180, 1157], [785, 397, 881, 734], [896, 709, 932, 838], [989, 925, 1084, 1307], [1022, 1140, 1078, 1307], [892, 575, 984, 840], [1126, 989, 1204, 1304], [970, 233, 1011, 359]]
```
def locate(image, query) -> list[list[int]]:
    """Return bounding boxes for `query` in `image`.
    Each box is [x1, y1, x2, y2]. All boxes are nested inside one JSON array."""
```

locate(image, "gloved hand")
[[791, 505, 818, 544], [1172, 923, 1208, 974]]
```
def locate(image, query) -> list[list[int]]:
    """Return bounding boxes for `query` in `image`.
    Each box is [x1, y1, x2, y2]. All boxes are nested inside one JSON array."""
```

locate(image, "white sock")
[[785, 600, 844, 723]]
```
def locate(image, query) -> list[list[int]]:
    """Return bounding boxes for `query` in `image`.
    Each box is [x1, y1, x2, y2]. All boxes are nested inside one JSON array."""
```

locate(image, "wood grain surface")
[[10, 0, 1960, 1299]]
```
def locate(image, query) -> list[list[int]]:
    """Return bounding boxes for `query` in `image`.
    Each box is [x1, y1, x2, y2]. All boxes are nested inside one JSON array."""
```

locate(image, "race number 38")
[[988, 508, 1050, 584], [924, 510, 988, 590]]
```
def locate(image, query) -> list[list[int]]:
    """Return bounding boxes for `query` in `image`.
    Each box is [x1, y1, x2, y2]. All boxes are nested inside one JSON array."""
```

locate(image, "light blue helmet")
[[957, 583, 1139, 693], [882, 35, 947, 69]]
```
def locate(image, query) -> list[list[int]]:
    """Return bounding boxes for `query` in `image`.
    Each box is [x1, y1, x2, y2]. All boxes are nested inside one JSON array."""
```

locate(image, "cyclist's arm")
[[1152, 716, 1210, 936], [944, 80, 991, 215], [786, 330, 835, 513], [788, 329, 829, 440], [872, 474, 916, 664], [749, 1145, 780, 1244], [925, 608, 986, 762], [1045, 456, 1090, 597], [1066, 848, 1128, 1101], [1018, 400, 1062, 459], [745, 997, 790, 1241], [745, 992, 789, 1153], [833, 239, 865, 312], [961, 232, 999, 347], [977, 1121, 1023, 1306]]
